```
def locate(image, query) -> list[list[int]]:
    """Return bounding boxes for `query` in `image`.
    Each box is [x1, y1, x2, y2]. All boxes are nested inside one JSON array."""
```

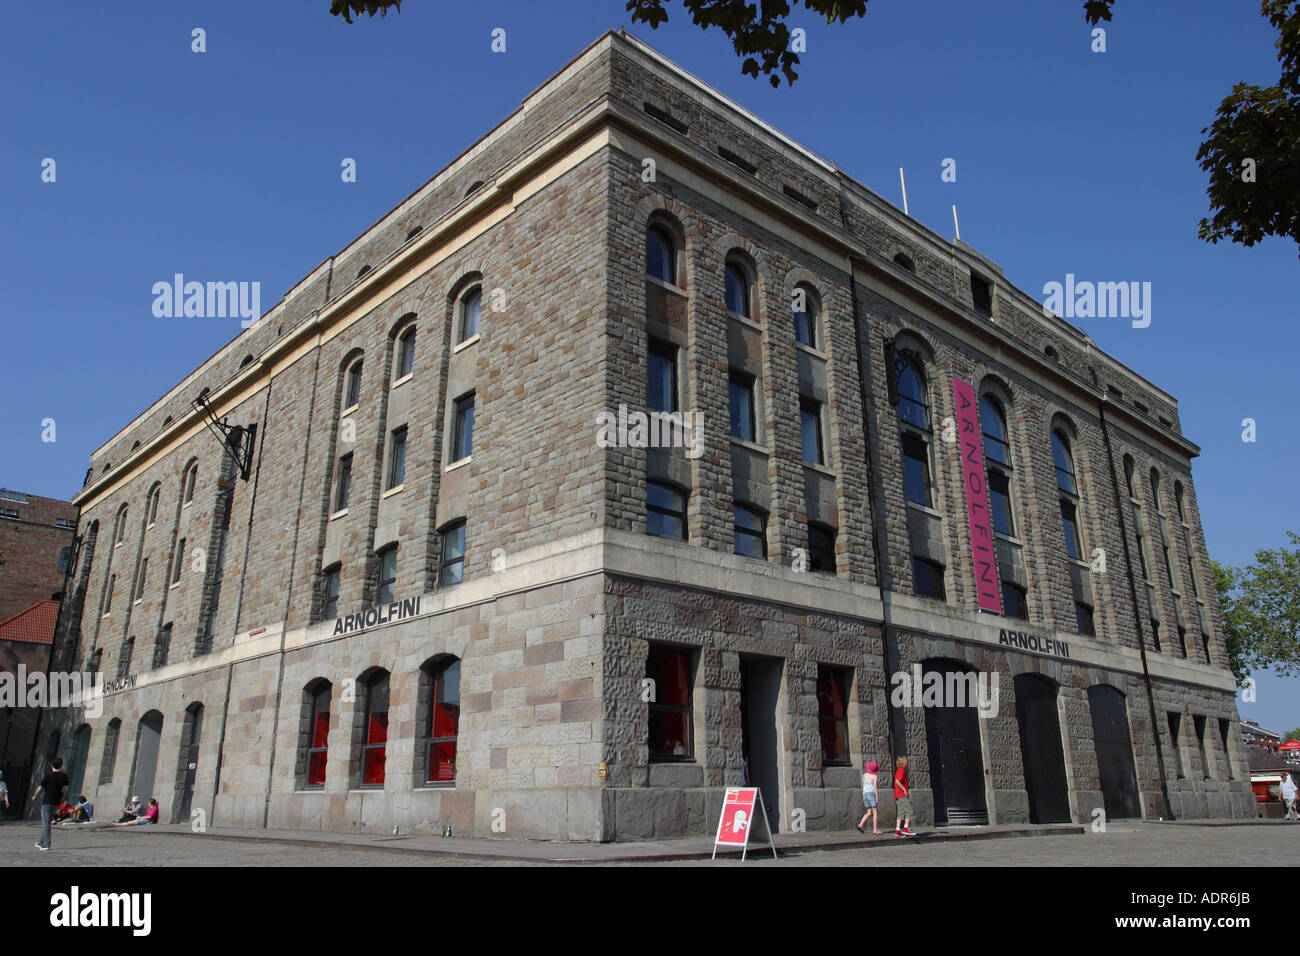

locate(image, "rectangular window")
[[987, 469, 1014, 536], [902, 432, 931, 506], [1060, 499, 1082, 560], [386, 426, 407, 489], [800, 398, 824, 465], [1167, 712, 1185, 778], [452, 394, 475, 462], [360, 679, 389, 788], [729, 372, 757, 442], [322, 566, 340, 620], [426, 660, 460, 784], [438, 521, 466, 587], [913, 558, 946, 601], [1075, 602, 1096, 637], [345, 362, 363, 409], [733, 505, 766, 559], [153, 623, 172, 669], [377, 547, 398, 605], [56, 517, 76, 529], [1001, 582, 1028, 620], [172, 539, 186, 584], [808, 523, 836, 573], [647, 340, 677, 414], [1194, 714, 1210, 779], [135, 558, 148, 600], [1218, 718, 1234, 779], [334, 454, 353, 511], [816, 666, 851, 766], [646, 482, 687, 540], [970, 272, 993, 316], [647, 645, 693, 761], [117, 637, 133, 678], [306, 684, 330, 787], [57, 547, 71, 574]]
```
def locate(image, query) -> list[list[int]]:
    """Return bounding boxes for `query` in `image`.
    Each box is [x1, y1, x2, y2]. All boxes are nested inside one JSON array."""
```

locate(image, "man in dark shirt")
[[32, 757, 69, 851]]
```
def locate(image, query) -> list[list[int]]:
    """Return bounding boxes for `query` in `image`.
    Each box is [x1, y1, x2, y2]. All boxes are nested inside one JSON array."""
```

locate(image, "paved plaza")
[[0, 819, 1292, 867]]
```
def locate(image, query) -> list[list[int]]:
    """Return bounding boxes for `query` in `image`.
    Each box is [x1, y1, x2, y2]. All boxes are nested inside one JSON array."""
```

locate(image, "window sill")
[[329, 508, 348, 520], [906, 501, 943, 520], [453, 334, 480, 353], [795, 342, 827, 361], [445, 456, 471, 473], [169, 580, 182, 590], [644, 275, 686, 296], [133, 598, 143, 606], [727, 312, 761, 332], [341, 403, 359, 417], [393, 373, 413, 388], [802, 461, 835, 478], [381, 485, 405, 499], [182, 501, 193, 510], [730, 438, 768, 457]]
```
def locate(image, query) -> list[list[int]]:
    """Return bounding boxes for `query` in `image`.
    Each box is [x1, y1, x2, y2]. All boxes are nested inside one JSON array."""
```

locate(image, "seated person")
[[111, 798, 158, 827], [53, 802, 74, 823], [116, 795, 143, 824], [70, 796, 94, 822]]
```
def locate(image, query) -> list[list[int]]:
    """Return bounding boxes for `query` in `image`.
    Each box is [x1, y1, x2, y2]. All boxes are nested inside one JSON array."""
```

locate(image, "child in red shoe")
[[894, 756, 915, 836]]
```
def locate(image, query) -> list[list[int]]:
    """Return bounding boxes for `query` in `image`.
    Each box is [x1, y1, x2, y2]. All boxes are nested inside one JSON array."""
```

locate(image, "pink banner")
[[953, 378, 1001, 613]]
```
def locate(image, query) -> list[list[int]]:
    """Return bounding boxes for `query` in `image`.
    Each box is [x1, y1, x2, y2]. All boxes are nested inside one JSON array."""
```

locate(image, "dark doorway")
[[176, 703, 203, 823], [922, 660, 989, 825], [1088, 685, 1141, 819], [129, 711, 163, 806], [67, 725, 92, 801], [1014, 674, 1072, 823], [739, 656, 782, 834]]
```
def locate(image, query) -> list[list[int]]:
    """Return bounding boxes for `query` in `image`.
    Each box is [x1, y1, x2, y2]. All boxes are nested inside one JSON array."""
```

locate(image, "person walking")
[[32, 757, 69, 851], [856, 760, 880, 835], [1282, 772, 1298, 821], [894, 755, 915, 837]]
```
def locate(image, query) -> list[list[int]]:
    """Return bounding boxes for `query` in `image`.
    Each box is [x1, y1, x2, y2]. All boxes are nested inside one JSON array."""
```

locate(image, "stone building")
[[38, 30, 1253, 840]]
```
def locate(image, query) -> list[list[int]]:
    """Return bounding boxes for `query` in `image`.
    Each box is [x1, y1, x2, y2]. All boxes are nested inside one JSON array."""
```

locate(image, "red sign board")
[[953, 377, 1002, 613], [712, 787, 777, 860]]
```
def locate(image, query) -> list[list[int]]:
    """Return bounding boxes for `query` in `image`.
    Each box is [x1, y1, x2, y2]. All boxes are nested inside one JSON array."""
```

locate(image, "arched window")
[[406, 225, 423, 241], [1123, 455, 1136, 498], [98, 717, 121, 785], [1174, 481, 1186, 522], [458, 286, 482, 343], [422, 657, 461, 784], [893, 353, 932, 507], [182, 463, 198, 504], [114, 507, 129, 544], [1051, 430, 1077, 496], [359, 671, 389, 787], [645, 225, 676, 284], [303, 680, 331, 788], [146, 486, 161, 526], [1150, 468, 1163, 511], [1052, 425, 1093, 634], [343, 358, 363, 409], [981, 395, 1014, 536], [724, 262, 750, 318], [356, 265, 371, 280], [239, 354, 254, 369], [893, 252, 915, 272], [396, 325, 417, 379], [793, 284, 819, 349]]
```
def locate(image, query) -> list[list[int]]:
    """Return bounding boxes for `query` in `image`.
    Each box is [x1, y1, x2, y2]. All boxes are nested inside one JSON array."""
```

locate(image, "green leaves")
[[1195, 1, 1300, 257], [329, 0, 402, 24], [1212, 532, 1300, 684]]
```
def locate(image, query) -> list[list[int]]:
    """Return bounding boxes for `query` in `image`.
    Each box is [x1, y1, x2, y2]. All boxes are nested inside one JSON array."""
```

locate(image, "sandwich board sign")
[[712, 787, 778, 860]]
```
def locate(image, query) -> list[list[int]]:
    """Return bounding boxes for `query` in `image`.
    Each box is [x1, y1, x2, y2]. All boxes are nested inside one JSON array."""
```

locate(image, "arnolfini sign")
[[953, 377, 1001, 613], [332, 596, 423, 636]]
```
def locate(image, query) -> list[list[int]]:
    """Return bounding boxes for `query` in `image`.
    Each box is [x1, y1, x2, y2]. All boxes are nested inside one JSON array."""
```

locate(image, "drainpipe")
[[1097, 383, 1175, 821], [835, 174, 900, 765]]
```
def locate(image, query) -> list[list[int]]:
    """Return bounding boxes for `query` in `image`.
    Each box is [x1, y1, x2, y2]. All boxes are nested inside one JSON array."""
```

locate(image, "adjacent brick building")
[[0, 489, 77, 623], [38, 31, 1253, 840]]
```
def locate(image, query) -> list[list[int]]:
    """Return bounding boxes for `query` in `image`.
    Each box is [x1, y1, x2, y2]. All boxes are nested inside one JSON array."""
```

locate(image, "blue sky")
[[0, 1, 1294, 728]]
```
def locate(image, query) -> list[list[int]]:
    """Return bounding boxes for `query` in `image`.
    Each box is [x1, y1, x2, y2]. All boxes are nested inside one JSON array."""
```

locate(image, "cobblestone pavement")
[[0, 820, 1292, 866]]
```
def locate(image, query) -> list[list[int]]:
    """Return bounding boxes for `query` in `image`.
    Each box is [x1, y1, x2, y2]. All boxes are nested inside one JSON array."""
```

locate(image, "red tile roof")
[[0, 599, 59, 645]]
